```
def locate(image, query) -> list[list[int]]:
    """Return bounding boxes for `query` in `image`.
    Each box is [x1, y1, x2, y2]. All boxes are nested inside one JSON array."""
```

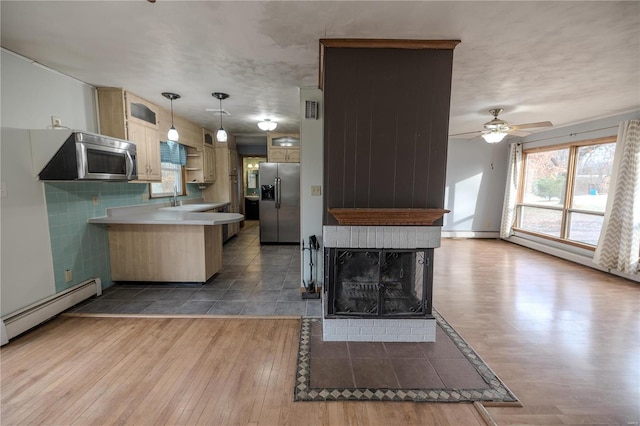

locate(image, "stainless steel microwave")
[[35, 131, 137, 181]]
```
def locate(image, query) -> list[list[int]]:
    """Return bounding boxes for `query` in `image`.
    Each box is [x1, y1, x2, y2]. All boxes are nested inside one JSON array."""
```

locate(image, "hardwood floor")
[[2, 238, 638, 425]]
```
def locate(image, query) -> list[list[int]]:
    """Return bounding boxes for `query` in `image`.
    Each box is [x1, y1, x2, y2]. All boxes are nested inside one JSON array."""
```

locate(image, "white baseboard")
[[1, 278, 102, 344], [441, 231, 500, 239], [505, 236, 639, 283]]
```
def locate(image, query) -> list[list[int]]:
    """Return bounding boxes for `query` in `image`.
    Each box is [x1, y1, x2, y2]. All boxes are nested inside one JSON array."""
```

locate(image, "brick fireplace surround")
[[322, 225, 442, 342]]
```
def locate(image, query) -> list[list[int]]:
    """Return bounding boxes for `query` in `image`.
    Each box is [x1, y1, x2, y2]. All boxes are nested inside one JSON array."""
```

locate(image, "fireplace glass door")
[[325, 248, 432, 318]]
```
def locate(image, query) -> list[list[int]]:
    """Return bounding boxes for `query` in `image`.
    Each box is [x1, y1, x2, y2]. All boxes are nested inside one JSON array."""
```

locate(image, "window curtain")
[[593, 120, 640, 274], [160, 141, 187, 166], [500, 142, 522, 238]]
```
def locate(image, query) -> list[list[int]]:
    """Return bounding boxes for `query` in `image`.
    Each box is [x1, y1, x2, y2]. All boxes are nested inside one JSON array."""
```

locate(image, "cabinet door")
[[127, 121, 149, 180], [269, 148, 288, 162], [125, 92, 158, 128], [144, 127, 161, 181], [286, 148, 300, 163], [203, 145, 216, 183], [229, 149, 238, 176], [128, 121, 160, 182]]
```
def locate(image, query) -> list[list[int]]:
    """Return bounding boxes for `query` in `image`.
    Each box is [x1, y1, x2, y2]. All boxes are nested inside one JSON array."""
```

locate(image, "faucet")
[[171, 185, 178, 206]]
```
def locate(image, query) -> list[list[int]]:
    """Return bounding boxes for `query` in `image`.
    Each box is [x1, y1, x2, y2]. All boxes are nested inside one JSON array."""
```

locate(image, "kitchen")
[[0, 50, 307, 337]]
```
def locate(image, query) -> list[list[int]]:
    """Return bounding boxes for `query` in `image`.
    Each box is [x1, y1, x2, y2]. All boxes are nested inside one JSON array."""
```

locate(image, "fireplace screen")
[[325, 248, 433, 318]]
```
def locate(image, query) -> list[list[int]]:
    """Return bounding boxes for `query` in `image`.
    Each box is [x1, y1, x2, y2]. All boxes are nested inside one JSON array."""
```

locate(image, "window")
[[150, 141, 187, 198], [516, 136, 616, 247], [150, 162, 185, 197]]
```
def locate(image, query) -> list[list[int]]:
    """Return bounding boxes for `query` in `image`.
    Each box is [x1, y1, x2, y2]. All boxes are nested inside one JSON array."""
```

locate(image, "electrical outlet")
[[141, 193, 149, 202], [51, 116, 62, 128], [311, 185, 322, 196], [64, 269, 73, 283], [92, 195, 99, 206]]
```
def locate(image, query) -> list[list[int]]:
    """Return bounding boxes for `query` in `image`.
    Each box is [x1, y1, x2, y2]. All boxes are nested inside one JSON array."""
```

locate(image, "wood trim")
[[328, 208, 449, 225], [523, 135, 617, 153], [318, 38, 461, 89], [320, 38, 461, 49], [473, 402, 498, 426]]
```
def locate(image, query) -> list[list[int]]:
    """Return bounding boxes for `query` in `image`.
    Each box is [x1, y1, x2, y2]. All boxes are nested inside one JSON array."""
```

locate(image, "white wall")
[[299, 87, 324, 287], [443, 138, 509, 237], [1, 50, 98, 131], [0, 49, 98, 315]]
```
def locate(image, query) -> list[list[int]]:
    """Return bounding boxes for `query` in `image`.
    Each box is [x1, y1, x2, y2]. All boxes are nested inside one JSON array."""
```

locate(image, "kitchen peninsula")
[[89, 201, 243, 283]]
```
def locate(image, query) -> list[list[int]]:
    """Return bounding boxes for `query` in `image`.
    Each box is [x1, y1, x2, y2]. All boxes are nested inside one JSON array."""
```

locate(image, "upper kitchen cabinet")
[[97, 88, 161, 182], [268, 133, 300, 163]]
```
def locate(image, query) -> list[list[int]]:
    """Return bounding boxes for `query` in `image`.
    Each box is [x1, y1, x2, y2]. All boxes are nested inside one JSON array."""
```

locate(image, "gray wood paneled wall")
[[322, 43, 457, 225]]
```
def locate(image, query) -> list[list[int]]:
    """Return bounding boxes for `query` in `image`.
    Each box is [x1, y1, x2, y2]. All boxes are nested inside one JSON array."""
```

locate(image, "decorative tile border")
[[294, 311, 518, 403]]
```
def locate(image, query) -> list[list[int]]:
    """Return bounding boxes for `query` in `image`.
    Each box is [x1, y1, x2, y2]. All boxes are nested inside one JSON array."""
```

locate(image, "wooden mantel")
[[328, 208, 449, 226]]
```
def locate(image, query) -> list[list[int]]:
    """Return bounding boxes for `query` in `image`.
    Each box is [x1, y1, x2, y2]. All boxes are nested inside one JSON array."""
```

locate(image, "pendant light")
[[162, 92, 180, 142], [257, 118, 277, 131], [212, 92, 229, 142]]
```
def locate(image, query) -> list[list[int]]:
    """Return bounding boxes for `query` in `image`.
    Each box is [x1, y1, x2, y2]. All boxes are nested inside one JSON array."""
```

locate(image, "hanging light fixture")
[[161, 92, 180, 142], [257, 118, 277, 131], [481, 130, 508, 143], [212, 92, 229, 142]]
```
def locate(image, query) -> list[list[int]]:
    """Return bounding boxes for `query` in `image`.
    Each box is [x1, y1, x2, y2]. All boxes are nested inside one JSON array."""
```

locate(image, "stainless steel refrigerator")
[[259, 163, 300, 244]]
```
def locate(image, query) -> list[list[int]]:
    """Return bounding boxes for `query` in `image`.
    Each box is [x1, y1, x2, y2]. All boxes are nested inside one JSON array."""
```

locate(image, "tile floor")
[[69, 221, 322, 317], [308, 320, 489, 389]]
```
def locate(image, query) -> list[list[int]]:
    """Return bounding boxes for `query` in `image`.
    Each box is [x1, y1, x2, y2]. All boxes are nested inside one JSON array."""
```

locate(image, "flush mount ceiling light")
[[257, 118, 277, 131], [212, 92, 229, 142], [161, 92, 180, 142], [481, 130, 508, 144]]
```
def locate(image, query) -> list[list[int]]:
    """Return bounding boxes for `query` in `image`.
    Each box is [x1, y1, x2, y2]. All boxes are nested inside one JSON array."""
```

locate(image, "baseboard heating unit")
[[1, 278, 102, 344]]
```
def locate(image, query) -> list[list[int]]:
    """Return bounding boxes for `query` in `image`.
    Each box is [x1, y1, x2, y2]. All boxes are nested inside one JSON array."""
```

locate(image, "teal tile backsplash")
[[44, 182, 202, 292]]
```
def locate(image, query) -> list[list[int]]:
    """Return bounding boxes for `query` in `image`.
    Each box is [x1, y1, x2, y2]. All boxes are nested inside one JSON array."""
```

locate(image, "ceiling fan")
[[450, 108, 553, 143]]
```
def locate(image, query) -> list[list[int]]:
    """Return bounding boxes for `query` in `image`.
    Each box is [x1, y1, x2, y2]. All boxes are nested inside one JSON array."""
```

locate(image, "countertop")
[[88, 200, 242, 226]]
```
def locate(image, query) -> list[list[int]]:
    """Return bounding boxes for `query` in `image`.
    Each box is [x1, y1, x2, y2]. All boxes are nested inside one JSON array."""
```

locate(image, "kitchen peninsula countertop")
[[88, 200, 241, 226]]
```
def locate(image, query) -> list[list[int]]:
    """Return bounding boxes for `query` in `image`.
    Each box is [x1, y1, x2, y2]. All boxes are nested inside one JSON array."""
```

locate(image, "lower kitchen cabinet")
[[107, 224, 222, 282]]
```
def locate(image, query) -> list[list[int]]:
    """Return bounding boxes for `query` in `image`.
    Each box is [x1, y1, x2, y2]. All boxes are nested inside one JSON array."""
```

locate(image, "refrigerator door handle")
[[275, 177, 281, 209]]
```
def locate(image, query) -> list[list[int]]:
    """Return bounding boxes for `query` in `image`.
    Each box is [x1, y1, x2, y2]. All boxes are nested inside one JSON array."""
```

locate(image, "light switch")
[[311, 185, 322, 196]]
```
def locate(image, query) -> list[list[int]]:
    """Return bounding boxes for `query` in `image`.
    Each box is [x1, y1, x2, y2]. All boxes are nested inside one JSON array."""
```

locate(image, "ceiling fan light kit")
[[449, 107, 553, 143], [481, 131, 508, 143], [162, 92, 181, 142], [257, 118, 277, 131], [212, 92, 229, 142]]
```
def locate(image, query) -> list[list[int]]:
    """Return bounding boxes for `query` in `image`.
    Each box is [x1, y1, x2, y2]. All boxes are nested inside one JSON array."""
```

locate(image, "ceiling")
[[1, 1, 639, 145]]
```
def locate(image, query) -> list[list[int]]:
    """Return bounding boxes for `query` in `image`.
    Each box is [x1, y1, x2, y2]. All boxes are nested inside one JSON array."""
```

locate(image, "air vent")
[[305, 100, 319, 119]]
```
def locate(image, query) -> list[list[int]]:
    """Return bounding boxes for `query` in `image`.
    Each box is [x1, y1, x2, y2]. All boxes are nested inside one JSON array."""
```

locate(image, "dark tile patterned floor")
[[69, 221, 322, 317]]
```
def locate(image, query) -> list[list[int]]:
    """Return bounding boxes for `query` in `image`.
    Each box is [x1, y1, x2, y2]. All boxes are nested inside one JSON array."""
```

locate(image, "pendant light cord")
[[171, 98, 174, 127], [219, 97, 223, 129]]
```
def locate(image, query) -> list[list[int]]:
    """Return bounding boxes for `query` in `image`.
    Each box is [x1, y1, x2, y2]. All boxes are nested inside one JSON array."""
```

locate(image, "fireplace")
[[325, 248, 432, 318], [322, 215, 445, 342]]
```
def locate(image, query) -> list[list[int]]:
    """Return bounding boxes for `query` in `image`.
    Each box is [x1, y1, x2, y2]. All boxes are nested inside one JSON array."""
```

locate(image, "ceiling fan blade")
[[509, 129, 530, 137], [449, 130, 482, 138], [510, 121, 553, 130]]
